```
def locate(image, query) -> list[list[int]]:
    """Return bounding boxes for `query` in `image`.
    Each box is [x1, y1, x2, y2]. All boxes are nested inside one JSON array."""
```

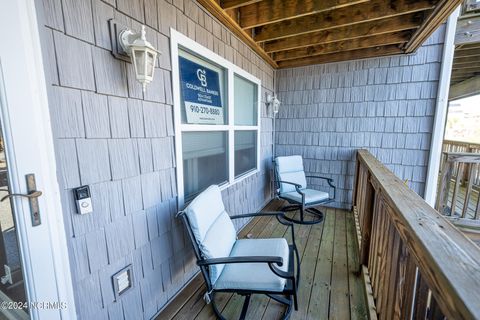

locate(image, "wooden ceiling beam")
[[452, 56, 480, 65], [455, 48, 480, 58], [451, 71, 480, 79], [452, 65, 480, 71], [253, 0, 436, 42], [450, 76, 476, 82], [273, 31, 411, 62], [277, 45, 403, 68], [455, 43, 480, 51], [264, 13, 423, 53], [196, 0, 278, 68], [449, 76, 480, 100], [403, 0, 462, 53], [220, 0, 262, 10], [238, 0, 368, 29], [451, 71, 478, 77]]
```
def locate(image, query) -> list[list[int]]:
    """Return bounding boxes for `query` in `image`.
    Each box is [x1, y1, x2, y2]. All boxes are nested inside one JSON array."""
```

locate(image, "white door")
[[0, 1, 76, 319]]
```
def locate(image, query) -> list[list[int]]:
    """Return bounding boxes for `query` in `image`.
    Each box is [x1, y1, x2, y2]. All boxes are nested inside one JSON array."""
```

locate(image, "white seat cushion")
[[214, 238, 289, 292], [281, 188, 329, 205], [275, 156, 307, 193], [185, 185, 236, 285]]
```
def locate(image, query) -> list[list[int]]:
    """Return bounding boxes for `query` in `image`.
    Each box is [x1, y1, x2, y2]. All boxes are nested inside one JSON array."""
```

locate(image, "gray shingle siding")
[[36, 0, 274, 319], [275, 26, 445, 209], [36, 0, 446, 317]]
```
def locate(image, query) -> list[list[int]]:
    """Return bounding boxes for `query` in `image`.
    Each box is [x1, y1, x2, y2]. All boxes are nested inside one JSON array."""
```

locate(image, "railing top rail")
[[357, 149, 480, 320], [443, 152, 480, 163], [444, 139, 480, 148]]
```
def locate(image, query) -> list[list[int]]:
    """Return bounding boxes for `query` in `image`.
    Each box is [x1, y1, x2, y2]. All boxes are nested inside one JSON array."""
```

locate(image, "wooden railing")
[[442, 140, 480, 186], [353, 149, 480, 320], [437, 152, 480, 218]]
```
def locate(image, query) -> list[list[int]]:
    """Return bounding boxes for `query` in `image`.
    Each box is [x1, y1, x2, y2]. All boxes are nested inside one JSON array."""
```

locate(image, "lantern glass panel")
[[147, 52, 155, 77], [134, 49, 146, 77]]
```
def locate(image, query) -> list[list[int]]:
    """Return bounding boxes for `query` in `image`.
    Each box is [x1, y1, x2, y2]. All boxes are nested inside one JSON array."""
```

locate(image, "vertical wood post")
[[435, 156, 452, 214]]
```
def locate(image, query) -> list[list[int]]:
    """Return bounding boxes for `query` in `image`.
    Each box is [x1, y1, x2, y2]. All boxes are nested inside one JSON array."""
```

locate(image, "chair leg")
[[293, 291, 298, 311], [239, 294, 251, 320], [210, 292, 227, 320]]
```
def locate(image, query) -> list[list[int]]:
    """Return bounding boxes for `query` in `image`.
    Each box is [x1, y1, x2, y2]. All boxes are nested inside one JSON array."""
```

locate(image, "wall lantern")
[[268, 93, 282, 159], [119, 26, 159, 92], [109, 20, 160, 92], [267, 94, 281, 114]]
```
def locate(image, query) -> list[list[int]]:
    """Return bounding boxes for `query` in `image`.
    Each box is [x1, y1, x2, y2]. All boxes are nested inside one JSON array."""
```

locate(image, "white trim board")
[[170, 29, 262, 208], [424, 8, 460, 207], [0, 0, 76, 319]]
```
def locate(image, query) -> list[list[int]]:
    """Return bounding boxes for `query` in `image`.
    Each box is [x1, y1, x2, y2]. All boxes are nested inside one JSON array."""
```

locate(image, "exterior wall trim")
[[1, 0, 76, 318], [424, 8, 460, 206]]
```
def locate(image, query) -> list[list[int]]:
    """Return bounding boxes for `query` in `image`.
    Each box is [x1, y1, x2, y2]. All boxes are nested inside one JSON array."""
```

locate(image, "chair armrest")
[[305, 176, 336, 199], [305, 175, 335, 186], [230, 212, 285, 220], [276, 180, 305, 199], [198, 256, 293, 279], [197, 255, 283, 267], [276, 180, 302, 189], [231, 212, 294, 227]]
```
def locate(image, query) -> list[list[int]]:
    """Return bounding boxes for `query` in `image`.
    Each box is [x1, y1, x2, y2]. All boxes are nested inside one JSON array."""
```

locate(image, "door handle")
[[0, 174, 42, 226], [0, 190, 42, 202]]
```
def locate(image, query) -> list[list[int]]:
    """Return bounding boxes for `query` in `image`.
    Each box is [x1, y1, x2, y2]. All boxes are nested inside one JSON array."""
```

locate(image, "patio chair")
[[177, 185, 300, 320], [274, 155, 336, 225]]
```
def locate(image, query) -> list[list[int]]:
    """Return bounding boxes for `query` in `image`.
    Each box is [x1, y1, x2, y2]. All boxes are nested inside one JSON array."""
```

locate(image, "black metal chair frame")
[[177, 211, 301, 320], [274, 160, 336, 225]]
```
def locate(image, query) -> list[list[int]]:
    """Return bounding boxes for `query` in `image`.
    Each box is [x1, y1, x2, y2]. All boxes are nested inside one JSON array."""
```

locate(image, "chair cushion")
[[185, 185, 236, 284], [214, 238, 289, 292], [282, 188, 329, 205], [275, 156, 307, 193]]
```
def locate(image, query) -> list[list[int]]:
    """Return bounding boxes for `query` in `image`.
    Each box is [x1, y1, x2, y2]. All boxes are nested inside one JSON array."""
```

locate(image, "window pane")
[[179, 49, 227, 125], [234, 75, 257, 126], [183, 132, 228, 201], [234, 131, 257, 177]]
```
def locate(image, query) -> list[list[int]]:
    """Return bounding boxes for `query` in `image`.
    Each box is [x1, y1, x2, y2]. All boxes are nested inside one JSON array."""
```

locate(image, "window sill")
[[219, 168, 259, 192]]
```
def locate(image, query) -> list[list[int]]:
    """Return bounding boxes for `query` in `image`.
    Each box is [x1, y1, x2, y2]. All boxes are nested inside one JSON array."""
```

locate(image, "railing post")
[[359, 176, 374, 269], [435, 155, 452, 214], [462, 164, 476, 218], [462, 146, 473, 186]]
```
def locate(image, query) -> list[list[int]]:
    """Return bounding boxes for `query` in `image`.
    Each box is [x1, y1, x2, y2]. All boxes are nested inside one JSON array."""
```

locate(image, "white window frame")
[[171, 29, 261, 207]]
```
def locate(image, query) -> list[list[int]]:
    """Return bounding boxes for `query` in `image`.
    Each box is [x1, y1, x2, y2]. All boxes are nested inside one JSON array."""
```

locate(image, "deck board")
[[329, 209, 350, 320], [346, 211, 368, 320], [156, 200, 367, 320]]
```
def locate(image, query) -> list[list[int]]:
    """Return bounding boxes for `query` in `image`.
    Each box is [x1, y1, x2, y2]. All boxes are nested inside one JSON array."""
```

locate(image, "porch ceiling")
[[451, 42, 480, 85], [449, 4, 480, 93], [197, 0, 462, 68]]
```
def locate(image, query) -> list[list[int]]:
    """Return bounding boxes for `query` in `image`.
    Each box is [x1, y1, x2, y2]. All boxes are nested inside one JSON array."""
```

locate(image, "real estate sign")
[[179, 56, 223, 124]]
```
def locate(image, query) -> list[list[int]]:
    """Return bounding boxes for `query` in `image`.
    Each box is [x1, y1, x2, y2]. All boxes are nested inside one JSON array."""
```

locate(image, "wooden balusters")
[[354, 149, 480, 320], [437, 152, 480, 219], [462, 163, 476, 218]]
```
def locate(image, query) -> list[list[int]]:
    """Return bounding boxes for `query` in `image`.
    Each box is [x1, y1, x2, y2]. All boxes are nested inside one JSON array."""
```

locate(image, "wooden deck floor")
[[156, 200, 368, 320]]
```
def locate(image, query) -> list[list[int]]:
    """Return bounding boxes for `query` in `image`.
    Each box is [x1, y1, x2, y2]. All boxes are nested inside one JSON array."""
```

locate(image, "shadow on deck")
[[156, 199, 368, 320]]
